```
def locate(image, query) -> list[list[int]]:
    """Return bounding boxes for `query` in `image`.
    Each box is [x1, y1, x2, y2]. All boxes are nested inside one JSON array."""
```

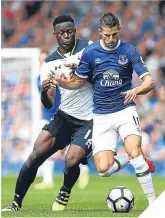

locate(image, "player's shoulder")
[[45, 50, 59, 63], [120, 40, 137, 51], [77, 39, 91, 46], [75, 39, 93, 52], [83, 40, 100, 53]]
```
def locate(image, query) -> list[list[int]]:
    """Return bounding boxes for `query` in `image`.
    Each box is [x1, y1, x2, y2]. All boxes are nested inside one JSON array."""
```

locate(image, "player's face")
[[53, 22, 76, 53], [99, 25, 121, 48]]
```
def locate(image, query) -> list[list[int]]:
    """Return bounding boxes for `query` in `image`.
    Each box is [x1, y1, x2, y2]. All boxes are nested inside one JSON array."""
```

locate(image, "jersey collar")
[[100, 39, 121, 51]]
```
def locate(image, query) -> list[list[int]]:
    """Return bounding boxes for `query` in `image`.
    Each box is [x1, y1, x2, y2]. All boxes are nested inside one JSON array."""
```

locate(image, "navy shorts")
[[42, 110, 93, 163]]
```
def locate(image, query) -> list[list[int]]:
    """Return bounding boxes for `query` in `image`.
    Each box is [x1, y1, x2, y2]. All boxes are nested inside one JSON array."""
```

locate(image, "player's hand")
[[121, 88, 137, 104], [41, 79, 52, 92], [48, 71, 62, 86]]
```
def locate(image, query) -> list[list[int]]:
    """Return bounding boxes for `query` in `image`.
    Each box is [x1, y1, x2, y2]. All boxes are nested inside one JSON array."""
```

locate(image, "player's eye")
[[104, 34, 110, 37], [68, 29, 73, 34], [59, 31, 63, 35], [112, 33, 117, 37], [104, 33, 118, 38]]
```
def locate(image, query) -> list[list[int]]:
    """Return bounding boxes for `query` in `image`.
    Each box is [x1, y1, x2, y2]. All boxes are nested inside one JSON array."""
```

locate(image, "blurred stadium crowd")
[[1, 1, 165, 174], [1, 59, 32, 165]]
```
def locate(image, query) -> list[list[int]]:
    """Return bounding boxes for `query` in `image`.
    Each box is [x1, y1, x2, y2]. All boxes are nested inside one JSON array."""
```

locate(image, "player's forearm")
[[135, 77, 155, 95], [41, 91, 54, 109], [59, 78, 85, 90]]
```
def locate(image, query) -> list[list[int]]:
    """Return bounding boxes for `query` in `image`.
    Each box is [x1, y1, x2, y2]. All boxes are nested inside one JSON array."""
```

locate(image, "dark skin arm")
[[41, 79, 56, 109]]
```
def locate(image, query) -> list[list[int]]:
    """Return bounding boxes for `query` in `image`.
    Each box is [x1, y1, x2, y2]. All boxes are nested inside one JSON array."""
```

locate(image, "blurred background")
[[1, 0, 165, 176]]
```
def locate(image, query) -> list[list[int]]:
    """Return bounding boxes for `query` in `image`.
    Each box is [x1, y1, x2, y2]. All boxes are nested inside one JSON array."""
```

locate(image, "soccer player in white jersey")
[[51, 13, 156, 206], [2, 14, 94, 212]]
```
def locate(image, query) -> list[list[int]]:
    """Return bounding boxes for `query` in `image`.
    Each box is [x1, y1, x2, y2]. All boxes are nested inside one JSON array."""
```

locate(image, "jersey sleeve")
[[39, 61, 50, 85], [75, 50, 91, 79], [130, 46, 150, 79]]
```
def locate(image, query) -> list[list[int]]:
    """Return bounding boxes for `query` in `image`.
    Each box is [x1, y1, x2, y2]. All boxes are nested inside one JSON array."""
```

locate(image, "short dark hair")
[[53, 14, 74, 27], [100, 12, 120, 28]]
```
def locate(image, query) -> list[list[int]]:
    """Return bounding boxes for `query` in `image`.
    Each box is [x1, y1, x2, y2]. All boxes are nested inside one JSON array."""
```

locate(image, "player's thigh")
[[34, 130, 56, 154], [92, 115, 118, 156], [33, 113, 70, 156], [118, 107, 142, 158], [71, 120, 93, 164], [42, 112, 71, 150], [26, 129, 58, 167]]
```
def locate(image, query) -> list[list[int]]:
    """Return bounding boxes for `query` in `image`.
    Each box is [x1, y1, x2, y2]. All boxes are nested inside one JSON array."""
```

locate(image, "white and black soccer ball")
[[106, 186, 134, 213]]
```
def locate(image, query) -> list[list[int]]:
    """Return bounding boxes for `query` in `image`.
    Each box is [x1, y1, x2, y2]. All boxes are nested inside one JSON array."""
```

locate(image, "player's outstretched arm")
[[135, 74, 155, 95], [41, 79, 56, 109], [121, 74, 155, 104], [49, 72, 86, 90]]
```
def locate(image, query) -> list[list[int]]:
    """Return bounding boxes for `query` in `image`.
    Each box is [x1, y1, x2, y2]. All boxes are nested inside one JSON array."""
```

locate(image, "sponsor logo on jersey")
[[118, 54, 128, 66], [100, 69, 122, 87]]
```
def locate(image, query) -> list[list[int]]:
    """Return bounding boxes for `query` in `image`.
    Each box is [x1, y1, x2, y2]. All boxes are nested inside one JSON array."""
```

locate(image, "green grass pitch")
[[1, 175, 165, 217]]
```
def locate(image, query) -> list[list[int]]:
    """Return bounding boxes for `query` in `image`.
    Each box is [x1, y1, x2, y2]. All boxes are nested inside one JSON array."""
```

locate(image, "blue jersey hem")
[[93, 103, 136, 114]]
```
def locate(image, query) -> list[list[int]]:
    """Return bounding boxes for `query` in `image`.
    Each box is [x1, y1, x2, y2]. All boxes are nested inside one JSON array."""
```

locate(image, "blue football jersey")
[[76, 40, 149, 114]]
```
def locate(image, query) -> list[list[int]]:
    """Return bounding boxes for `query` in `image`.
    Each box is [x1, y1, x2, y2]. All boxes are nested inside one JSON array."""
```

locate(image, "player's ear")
[[98, 28, 102, 36], [53, 31, 55, 35], [118, 26, 121, 32]]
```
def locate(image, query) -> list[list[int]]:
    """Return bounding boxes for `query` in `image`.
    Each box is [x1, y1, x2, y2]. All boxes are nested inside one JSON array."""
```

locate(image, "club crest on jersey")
[[95, 58, 101, 64], [118, 54, 128, 66], [101, 69, 122, 87]]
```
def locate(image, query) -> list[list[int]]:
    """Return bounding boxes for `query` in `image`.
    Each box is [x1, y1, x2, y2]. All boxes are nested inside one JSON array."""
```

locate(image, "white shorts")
[[92, 106, 141, 155]]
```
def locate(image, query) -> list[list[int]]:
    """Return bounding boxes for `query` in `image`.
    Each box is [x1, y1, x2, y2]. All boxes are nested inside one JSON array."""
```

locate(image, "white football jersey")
[[40, 48, 93, 120]]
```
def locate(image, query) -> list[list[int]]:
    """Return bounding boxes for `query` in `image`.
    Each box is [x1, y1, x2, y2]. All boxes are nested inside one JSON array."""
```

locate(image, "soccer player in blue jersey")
[[52, 12, 156, 206]]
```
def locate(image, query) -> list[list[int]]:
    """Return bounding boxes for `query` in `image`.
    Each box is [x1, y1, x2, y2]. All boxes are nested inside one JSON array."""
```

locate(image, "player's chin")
[[62, 43, 72, 49], [106, 44, 116, 48]]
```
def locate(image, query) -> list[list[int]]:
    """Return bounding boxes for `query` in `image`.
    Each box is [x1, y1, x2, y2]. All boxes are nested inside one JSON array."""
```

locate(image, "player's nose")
[[109, 36, 114, 41], [63, 32, 70, 39]]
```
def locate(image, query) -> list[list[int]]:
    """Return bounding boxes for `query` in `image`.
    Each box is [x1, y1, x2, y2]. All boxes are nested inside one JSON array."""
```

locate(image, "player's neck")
[[100, 39, 121, 51], [58, 47, 72, 56], [57, 39, 77, 57]]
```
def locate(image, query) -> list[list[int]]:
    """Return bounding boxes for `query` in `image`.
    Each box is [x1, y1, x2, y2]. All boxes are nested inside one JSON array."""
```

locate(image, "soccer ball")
[[106, 186, 134, 213]]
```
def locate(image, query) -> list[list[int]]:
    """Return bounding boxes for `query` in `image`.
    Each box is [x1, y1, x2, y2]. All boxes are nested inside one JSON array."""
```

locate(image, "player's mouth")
[[106, 42, 117, 48], [107, 44, 115, 48], [107, 42, 114, 45]]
